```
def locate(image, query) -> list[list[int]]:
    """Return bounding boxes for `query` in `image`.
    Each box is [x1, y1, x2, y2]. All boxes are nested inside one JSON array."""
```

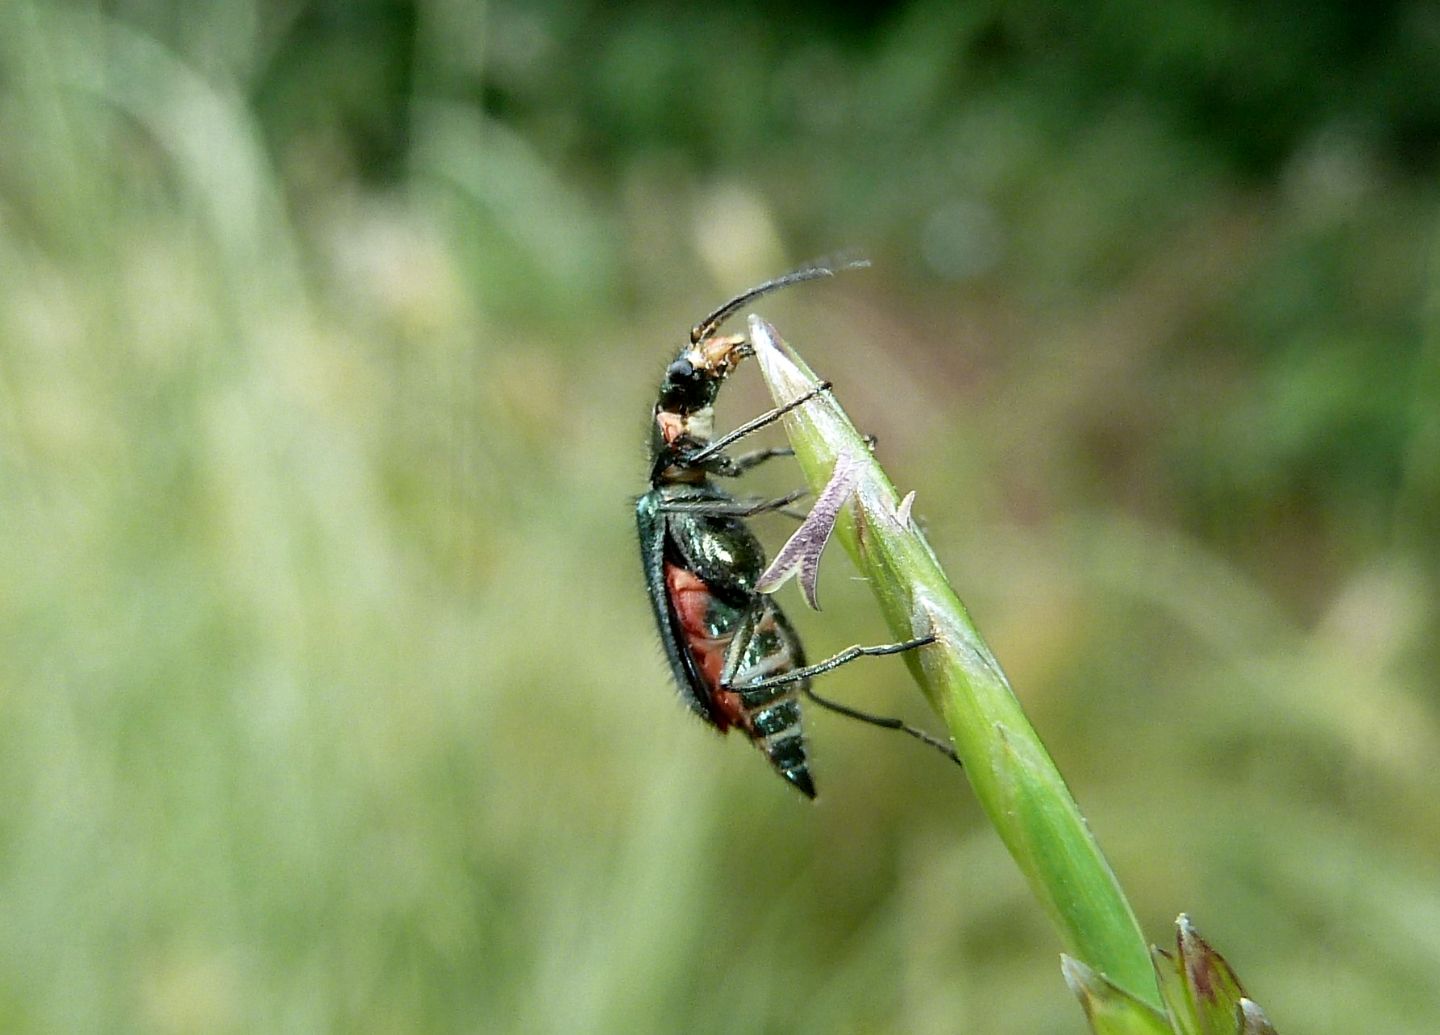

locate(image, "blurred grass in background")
[[2, 1, 1439, 1031]]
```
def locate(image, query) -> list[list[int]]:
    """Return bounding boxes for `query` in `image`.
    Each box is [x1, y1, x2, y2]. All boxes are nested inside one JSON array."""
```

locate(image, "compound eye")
[[665, 357, 696, 385], [659, 355, 715, 413]]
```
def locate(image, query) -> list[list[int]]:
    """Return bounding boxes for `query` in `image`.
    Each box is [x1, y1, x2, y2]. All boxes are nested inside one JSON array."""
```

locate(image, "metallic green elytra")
[[637, 416, 819, 797]]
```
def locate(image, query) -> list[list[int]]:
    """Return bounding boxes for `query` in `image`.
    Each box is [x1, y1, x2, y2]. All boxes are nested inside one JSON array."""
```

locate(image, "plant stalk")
[[749, 316, 1161, 1009]]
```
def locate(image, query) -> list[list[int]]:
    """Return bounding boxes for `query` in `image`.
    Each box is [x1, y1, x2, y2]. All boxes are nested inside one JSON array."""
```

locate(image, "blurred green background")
[[3, 1, 1439, 1031]]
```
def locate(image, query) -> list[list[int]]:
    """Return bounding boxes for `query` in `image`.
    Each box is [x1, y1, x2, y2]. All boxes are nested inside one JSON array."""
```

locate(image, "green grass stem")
[[749, 315, 1162, 1010]]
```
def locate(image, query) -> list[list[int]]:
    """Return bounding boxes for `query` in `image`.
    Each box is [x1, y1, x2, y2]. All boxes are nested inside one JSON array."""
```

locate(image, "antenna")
[[689, 257, 870, 344]]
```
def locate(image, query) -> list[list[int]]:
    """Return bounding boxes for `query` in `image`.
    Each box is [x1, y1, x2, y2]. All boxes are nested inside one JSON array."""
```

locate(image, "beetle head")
[[657, 334, 748, 416]]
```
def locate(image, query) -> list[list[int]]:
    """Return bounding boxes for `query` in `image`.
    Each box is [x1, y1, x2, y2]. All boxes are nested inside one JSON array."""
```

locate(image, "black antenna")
[[690, 257, 870, 344]]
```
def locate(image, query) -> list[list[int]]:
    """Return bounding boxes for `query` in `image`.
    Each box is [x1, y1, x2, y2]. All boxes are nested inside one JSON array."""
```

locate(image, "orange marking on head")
[[695, 333, 747, 375]]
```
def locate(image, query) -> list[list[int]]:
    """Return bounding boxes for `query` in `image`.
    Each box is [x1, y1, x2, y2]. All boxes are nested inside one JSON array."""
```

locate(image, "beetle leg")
[[658, 488, 808, 518], [724, 633, 959, 768], [725, 635, 937, 691], [709, 445, 795, 477], [684, 381, 832, 466], [700, 430, 867, 480], [799, 684, 960, 766]]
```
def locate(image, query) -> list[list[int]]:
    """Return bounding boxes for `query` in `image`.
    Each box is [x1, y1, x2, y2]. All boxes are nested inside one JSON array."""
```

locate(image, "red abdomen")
[[664, 562, 746, 729]]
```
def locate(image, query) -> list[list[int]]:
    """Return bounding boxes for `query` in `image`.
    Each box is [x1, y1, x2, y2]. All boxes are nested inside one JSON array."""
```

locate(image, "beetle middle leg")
[[712, 433, 873, 478], [658, 488, 809, 519], [713, 445, 795, 476]]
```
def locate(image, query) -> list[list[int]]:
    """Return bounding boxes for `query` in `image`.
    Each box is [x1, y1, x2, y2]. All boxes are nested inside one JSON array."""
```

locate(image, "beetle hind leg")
[[725, 633, 960, 769], [799, 685, 960, 767]]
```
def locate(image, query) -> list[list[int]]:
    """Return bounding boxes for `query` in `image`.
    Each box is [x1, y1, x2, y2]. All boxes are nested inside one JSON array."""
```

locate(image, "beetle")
[[636, 265, 953, 798]]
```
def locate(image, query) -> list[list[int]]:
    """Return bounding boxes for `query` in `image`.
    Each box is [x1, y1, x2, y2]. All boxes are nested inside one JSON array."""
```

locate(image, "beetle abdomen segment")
[[729, 598, 814, 797], [763, 734, 814, 799]]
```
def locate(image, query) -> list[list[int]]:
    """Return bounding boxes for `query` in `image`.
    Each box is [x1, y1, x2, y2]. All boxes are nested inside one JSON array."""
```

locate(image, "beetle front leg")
[[683, 381, 832, 467]]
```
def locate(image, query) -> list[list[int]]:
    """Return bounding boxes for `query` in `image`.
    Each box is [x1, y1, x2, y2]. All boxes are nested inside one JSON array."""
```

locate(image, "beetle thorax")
[[680, 406, 714, 444], [655, 403, 713, 449]]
